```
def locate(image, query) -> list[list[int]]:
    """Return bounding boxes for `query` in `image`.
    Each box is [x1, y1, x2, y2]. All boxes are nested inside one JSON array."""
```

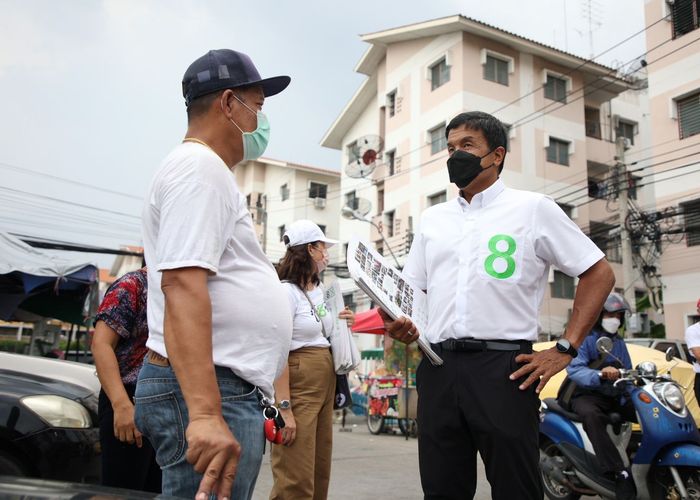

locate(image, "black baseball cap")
[[182, 49, 291, 106]]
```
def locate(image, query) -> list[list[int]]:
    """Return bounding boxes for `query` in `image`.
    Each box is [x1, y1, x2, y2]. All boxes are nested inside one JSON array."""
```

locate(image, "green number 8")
[[484, 234, 516, 279]]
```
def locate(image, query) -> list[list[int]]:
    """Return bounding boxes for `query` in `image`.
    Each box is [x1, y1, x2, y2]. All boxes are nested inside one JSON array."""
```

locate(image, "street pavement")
[[252, 414, 493, 500]]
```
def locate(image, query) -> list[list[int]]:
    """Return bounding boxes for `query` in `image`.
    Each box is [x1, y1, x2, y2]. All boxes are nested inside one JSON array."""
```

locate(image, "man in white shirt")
[[135, 49, 293, 500], [381, 111, 615, 499], [684, 298, 700, 406]]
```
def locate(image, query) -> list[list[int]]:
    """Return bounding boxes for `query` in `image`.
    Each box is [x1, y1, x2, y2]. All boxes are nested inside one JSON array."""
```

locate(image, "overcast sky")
[[0, 0, 646, 267]]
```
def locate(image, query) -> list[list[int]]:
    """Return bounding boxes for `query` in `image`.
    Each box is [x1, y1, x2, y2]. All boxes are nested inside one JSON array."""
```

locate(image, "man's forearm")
[[162, 269, 221, 420], [566, 258, 615, 347]]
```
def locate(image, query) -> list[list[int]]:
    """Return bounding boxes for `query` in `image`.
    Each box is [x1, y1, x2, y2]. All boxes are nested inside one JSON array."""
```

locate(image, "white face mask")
[[315, 249, 329, 273], [601, 317, 621, 334]]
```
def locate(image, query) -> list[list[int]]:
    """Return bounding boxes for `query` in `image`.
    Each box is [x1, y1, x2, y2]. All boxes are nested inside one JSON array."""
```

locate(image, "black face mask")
[[447, 149, 495, 188]]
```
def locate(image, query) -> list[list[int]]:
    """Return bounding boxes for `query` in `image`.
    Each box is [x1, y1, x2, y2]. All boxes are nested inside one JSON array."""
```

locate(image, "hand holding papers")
[[346, 237, 443, 366]]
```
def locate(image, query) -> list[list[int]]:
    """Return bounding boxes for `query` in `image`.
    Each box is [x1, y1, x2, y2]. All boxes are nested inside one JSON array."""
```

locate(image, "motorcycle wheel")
[[367, 414, 384, 435], [650, 466, 700, 500], [539, 439, 581, 500]]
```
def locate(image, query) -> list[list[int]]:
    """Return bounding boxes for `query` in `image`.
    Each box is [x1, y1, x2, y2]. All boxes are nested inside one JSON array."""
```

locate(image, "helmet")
[[603, 292, 631, 313]]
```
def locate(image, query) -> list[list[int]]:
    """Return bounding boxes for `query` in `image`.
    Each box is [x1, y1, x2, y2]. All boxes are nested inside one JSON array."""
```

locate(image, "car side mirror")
[[665, 347, 675, 362], [596, 336, 614, 355]]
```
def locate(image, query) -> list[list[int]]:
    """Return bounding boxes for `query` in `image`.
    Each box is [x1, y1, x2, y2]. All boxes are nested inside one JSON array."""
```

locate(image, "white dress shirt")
[[403, 179, 604, 343]]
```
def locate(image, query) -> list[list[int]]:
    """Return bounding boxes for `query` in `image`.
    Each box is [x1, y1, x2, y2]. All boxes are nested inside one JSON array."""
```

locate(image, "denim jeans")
[[134, 359, 265, 500]]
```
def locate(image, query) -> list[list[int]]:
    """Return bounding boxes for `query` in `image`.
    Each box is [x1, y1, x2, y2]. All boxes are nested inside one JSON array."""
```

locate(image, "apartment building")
[[644, 0, 700, 338], [322, 15, 653, 340], [233, 157, 341, 266]]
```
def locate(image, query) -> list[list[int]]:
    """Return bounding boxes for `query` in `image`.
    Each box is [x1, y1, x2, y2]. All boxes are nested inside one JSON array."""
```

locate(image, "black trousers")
[[416, 347, 542, 500], [570, 393, 637, 474], [98, 386, 161, 492]]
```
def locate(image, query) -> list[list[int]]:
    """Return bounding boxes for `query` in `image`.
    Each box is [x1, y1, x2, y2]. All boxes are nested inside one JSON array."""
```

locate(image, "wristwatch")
[[555, 338, 578, 358], [279, 399, 291, 410]]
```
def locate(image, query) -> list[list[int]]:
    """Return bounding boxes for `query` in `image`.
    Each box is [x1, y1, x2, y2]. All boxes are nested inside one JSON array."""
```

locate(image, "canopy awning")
[[0, 233, 98, 325]]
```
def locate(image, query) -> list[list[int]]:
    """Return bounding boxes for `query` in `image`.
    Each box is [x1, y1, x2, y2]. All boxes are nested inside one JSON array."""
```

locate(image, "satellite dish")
[[344, 135, 384, 179], [342, 197, 372, 219]]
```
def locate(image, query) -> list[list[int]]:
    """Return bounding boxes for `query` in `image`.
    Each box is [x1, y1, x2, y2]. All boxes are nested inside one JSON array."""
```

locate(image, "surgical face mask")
[[446, 149, 495, 189], [224, 95, 270, 161], [601, 317, 621, 335], [312, 246, 329, 273]]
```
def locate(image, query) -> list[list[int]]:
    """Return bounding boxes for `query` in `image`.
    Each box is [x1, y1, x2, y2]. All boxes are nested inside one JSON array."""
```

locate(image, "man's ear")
[[219, 89, 236, 118], [493, 145, 506, 169]]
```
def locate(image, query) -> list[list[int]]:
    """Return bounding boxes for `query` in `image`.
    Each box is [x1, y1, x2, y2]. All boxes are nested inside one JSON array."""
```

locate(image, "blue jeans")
[[134, 359, 265, 500]]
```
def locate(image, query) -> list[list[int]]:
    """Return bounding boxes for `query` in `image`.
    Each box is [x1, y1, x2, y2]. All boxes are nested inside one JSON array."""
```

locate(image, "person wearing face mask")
[[136, 49, 293, 500], [379, 111, 615, 499], [566, 292, 636, 500], [270, 220, 354, 500]]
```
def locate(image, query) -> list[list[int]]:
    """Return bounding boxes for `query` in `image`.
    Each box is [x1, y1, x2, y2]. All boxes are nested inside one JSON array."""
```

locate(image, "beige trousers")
[[270, 347, 335, 500]]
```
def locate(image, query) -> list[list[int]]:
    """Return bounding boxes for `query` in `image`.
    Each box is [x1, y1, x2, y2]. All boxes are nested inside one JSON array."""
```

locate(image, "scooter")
[[539, 336, 700, 499]]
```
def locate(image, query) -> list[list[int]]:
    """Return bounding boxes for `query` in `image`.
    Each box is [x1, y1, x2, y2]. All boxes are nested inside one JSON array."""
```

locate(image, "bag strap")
[[297, 285, 328, 339]]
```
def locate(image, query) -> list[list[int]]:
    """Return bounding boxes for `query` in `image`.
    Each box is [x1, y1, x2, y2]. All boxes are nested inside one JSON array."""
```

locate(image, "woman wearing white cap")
[[270, 220, 354, 500]]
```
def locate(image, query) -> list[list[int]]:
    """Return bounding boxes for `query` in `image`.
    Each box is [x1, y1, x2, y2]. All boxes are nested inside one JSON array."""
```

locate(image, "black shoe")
[[615, 469, 637, 500]]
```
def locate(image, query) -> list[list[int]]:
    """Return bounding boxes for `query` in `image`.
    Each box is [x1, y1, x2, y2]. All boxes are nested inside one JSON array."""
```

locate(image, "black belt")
[[438, 338, 531, 352]]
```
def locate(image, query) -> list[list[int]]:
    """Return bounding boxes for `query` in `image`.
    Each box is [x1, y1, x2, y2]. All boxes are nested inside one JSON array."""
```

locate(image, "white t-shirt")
[[403, 179, 605, 343], [142, 142, 293, 398], [283, 283, 332, 351], [685, 322, 700, 373]]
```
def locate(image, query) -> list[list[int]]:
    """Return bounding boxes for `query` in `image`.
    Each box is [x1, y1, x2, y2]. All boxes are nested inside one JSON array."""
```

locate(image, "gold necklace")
[[182, 137, 213, 150]]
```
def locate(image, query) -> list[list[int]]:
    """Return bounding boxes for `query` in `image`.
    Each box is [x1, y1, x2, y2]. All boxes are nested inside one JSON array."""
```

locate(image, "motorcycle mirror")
[[665, 347, 675, 362], [596, 336, 614, 355]]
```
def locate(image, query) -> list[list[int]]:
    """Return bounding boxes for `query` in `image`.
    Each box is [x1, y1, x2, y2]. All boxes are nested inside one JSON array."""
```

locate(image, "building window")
[[677, 91, 700, 139], [280, 183, 289, 201], [378, 188, 384, 213], [681, 198, 700, 246], [616, 119, 636, 145], [671, 0, 700, 38], [347, 141, 359, 163], [628, 175, 641, 201], [546, 138, 570, 166], [345, 190, 358, 211], [585, 107, 601, 139], [590, 222, 621, 263], [484, 55, 509, 86], [385, 150, 396, 176], [429, 124, 447, 155], [317, 224, 326, 235], [385, 210, 395, 238], [544, 74, 567, 103], [278, 225, 286, 242], [588, 177, 608, 199], [551, 271, 575, 299], [308, 182, 327, 199], [557, 202, 574, 219], [430, 58, 450, 91], [386, 90, 397, 117], [428, 191, 447, 206]]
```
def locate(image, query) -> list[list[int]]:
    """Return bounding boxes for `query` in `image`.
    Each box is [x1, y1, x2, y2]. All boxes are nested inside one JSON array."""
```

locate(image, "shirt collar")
[[456, 178, 505, 211]]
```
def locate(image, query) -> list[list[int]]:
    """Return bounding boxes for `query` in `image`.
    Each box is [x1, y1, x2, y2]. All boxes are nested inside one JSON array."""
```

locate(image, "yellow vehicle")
[[535, 341, 700, 427]]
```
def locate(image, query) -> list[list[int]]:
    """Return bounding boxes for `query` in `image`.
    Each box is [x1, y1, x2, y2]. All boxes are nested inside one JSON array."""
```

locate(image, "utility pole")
[[616, 136, 636, 314]]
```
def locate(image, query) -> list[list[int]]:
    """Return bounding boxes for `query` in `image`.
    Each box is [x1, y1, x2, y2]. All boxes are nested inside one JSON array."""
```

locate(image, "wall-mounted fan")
[[344, 134, 384, 179]]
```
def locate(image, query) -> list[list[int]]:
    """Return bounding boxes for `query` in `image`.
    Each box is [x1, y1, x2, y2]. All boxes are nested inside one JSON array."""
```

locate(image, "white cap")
[[284, 220, 337, 248]]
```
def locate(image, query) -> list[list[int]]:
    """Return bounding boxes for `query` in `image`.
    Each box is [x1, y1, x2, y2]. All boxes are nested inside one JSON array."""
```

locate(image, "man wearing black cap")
[[135, 49, 293, 500]]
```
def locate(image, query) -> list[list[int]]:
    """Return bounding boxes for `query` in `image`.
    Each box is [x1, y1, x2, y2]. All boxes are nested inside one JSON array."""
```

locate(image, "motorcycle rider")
[[566, 292, 636, 500]]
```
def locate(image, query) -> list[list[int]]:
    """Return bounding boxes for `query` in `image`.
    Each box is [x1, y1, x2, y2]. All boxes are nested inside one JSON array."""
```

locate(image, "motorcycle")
[[539, 336, 700, 499]]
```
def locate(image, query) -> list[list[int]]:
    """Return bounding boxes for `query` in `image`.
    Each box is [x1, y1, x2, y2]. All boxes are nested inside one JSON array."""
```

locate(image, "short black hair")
[[186, 90, 226, 123], [445, 111, 508, 173]]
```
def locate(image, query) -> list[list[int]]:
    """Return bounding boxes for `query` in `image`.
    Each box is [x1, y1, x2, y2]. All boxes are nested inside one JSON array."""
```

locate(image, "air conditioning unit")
[[313, 197, 326, 209]]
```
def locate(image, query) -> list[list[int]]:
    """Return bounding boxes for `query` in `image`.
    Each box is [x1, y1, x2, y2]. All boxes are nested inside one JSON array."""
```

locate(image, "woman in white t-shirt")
[[269, 220, 354, 500]]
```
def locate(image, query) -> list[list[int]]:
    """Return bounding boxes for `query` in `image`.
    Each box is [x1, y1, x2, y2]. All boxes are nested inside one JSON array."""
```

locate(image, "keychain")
[[263, 405, 285, 444]]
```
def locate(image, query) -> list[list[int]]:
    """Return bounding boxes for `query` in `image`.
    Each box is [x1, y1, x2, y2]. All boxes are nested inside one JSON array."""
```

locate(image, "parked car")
[[0, 475, 165, 499], [0, 352, 100, 395], [625, 337, 693, 364], [0, 363, 100, 482]]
